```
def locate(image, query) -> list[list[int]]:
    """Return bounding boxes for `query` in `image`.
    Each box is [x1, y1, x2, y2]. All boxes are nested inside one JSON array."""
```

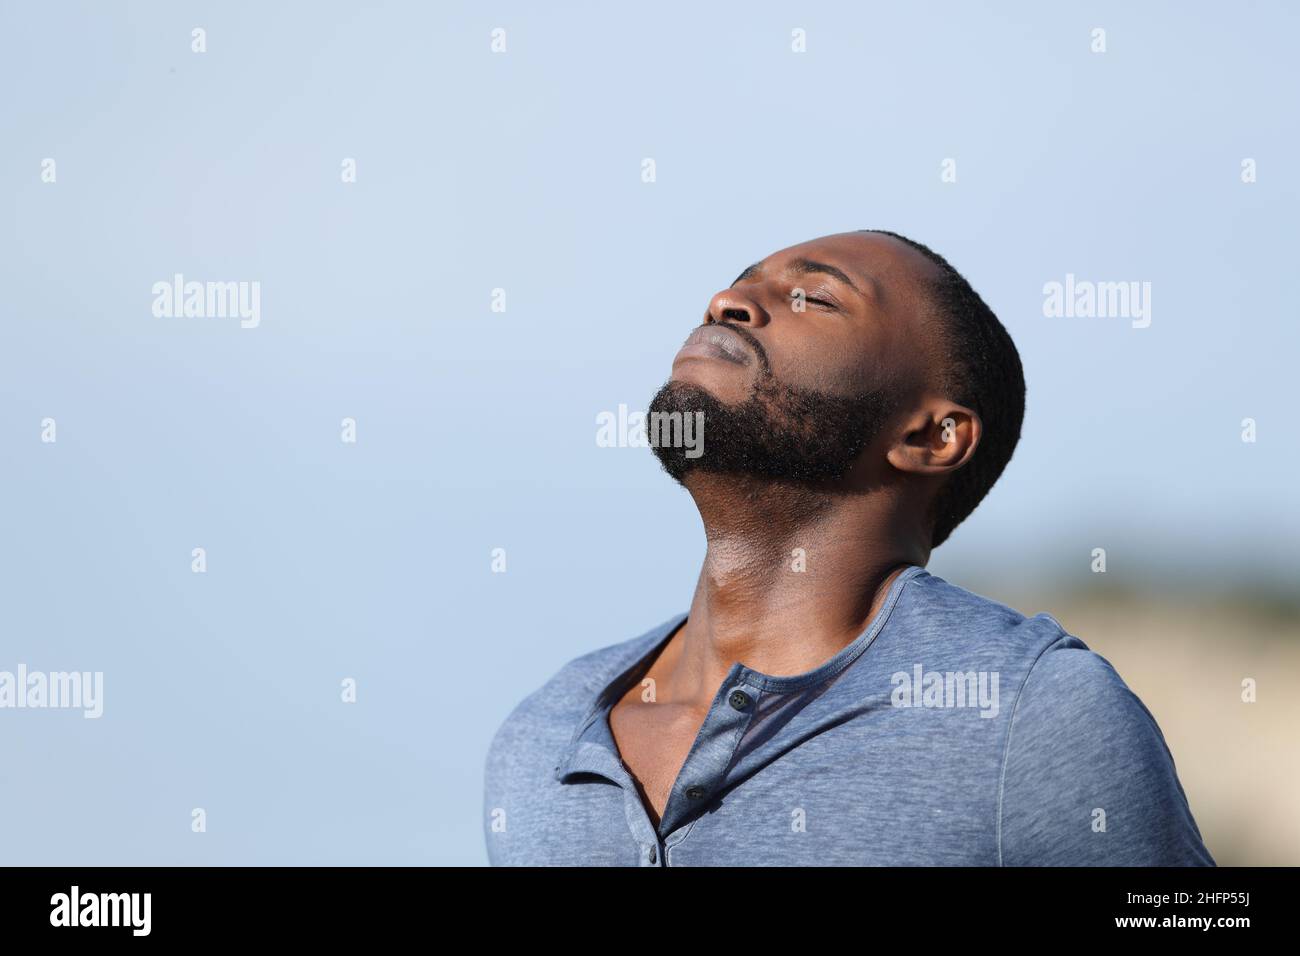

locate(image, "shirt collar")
[[554, 612, 687, 782], [552, 564, 925, 782]]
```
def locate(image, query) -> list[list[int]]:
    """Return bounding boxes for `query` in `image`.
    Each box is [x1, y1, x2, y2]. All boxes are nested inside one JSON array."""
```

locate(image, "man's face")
[[649, 231, 941, 486]]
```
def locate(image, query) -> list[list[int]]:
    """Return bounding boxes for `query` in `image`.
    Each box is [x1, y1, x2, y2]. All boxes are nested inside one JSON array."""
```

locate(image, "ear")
[[885, 396, 981, 477]]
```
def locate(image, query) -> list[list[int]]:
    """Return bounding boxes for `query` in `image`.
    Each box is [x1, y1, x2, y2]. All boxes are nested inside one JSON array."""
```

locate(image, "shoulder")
[[1007, 631, 1175, 765], [896, 569, 1213, 864], [995, 623, 1215, 865], [892, 568, 1076, 661]]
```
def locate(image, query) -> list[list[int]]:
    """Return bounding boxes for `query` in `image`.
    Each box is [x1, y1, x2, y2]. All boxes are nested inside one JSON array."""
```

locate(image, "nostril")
[[721, 307, 750, 322]]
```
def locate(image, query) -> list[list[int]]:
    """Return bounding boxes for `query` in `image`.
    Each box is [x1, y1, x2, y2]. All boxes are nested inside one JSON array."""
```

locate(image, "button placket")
[[663, 674, 760, 833]]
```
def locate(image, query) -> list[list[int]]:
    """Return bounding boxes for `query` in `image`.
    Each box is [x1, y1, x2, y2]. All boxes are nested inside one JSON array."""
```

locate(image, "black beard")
[[647, 371, 900, 486]]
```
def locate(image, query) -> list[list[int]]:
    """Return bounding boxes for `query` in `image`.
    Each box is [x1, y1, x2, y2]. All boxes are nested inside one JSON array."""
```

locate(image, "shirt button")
[[647, 845, 657, 863], [728, 690, 751, 711], [685, 785, 706, 800]]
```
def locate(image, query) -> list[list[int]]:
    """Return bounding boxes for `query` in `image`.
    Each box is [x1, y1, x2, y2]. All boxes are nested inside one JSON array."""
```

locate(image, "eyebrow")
[[731, 257, 874, 299]]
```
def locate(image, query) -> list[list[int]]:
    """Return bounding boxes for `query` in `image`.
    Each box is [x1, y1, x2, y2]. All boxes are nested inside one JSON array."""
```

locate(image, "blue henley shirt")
[[483, 565, 1215, 866]]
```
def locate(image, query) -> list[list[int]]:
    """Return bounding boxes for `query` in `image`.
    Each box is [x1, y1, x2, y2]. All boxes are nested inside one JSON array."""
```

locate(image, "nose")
[[704, 287, 771, 328]]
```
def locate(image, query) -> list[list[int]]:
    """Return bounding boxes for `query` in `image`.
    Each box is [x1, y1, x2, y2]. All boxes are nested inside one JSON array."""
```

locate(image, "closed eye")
[[798, 285, 843, 310]]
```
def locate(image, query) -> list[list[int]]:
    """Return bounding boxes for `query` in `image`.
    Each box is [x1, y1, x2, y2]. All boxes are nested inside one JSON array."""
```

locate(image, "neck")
[[661, 472, 928, 706]]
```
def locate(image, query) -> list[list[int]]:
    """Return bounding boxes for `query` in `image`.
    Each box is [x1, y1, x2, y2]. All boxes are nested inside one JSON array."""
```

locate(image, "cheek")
[[771, 333, 881, 396]]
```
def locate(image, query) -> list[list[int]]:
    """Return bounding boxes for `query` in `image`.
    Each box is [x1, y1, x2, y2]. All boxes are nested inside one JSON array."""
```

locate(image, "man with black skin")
[[483, 230, 1214, 866], [623, 230, 991, 826]]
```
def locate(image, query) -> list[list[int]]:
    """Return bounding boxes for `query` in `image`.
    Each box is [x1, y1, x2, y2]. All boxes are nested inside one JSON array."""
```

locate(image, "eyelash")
[[804, 294, 838, 309]]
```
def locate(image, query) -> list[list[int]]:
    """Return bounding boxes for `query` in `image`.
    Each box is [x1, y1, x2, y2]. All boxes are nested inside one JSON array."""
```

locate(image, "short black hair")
[[859, 229, 1025, 548]]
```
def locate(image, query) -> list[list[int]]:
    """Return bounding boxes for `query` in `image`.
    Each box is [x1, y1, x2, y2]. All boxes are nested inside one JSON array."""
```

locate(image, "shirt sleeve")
[[998, 635, 1216, 866]]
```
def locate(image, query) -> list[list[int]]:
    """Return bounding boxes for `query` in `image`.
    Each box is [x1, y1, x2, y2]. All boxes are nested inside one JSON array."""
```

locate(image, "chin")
[[653, 376, 727, 413], [668, 363, 749, 405]]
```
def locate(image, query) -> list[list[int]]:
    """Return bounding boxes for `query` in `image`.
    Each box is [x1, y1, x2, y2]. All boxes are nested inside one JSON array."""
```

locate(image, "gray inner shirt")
[[483, 565, 1216, 866]]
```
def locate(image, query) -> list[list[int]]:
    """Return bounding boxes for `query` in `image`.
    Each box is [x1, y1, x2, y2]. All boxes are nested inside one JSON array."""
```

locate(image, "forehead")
[[760, 231, 942, 301]]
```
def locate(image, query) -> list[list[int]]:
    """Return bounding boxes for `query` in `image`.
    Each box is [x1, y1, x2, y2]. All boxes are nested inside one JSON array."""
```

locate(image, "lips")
[[674, 324, 754, 366]]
